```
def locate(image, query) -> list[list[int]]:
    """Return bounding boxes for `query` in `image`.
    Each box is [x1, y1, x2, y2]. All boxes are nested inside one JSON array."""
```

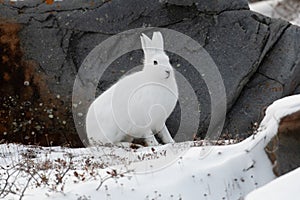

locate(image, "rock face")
[[295, 85, 300, 94], [0, 0, 300, 146], [0, 20, 81, 146]]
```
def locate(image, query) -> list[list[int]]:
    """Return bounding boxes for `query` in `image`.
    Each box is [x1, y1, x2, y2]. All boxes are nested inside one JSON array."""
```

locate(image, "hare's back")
[[86, 86, 119, 144]]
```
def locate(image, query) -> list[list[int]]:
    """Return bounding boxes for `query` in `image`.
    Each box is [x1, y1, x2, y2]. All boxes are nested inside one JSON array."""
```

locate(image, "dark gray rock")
[[295, 85, 300, 94], [164, 0, 249, 13], [203, 12, 290, 109], [224, 74, 284, 138], [259, 25, 300, 96], [0, 0, 300, 146], [224, 23, 300, 138]]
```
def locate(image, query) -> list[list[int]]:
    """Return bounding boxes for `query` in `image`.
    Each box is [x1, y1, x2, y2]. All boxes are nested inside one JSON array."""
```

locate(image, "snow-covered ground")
[[245, 167, 300, 200], [1, 94, 300, 200], [250, 0, 300, 26]]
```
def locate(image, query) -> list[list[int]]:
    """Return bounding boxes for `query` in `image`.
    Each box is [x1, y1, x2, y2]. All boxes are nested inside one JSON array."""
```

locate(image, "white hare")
[[86, 32, 178, 146]]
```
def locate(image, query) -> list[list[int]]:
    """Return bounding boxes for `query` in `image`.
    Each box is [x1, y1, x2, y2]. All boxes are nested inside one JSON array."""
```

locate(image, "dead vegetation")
[[0, 144, 134, 199]]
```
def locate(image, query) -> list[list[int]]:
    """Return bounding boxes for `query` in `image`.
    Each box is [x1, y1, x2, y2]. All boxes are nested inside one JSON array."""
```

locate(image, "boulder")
[[224, 23, 300, 138], [0, 0, 300, 146]]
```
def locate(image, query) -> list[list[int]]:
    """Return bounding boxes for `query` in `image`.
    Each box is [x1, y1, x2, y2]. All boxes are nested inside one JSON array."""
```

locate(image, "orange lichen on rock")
[[45, 0, 54, 5]]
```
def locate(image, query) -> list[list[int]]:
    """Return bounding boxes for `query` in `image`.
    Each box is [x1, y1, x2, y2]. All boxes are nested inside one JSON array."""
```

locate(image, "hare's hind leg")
[[122, 134, 134, 143], [158, 125, 175, 144]]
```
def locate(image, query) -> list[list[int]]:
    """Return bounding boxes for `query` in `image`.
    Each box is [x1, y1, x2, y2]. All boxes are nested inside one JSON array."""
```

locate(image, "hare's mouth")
[[165, 70, 170, 79]]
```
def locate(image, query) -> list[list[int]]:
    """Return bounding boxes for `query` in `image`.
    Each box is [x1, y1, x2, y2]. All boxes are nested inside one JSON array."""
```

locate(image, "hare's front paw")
[[158, 125, 175, 144]]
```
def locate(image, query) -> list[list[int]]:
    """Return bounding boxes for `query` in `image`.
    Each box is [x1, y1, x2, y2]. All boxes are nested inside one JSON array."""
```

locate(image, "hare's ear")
[[151, 32, 164, 51], [140, 33, 152, 52]]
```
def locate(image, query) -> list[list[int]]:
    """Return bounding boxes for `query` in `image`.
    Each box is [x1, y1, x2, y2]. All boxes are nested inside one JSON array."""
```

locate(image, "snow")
[[1, 94, 300, 200], [1, 142, 274, 200], [249, 0, 276, 18], [245, 167, 300, 200], [249, 0, 300, 26]]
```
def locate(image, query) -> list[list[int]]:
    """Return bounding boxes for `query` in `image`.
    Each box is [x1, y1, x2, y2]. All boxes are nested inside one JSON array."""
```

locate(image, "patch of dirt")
[[279, 110, 300, 138], [267, 110, 300, 176]]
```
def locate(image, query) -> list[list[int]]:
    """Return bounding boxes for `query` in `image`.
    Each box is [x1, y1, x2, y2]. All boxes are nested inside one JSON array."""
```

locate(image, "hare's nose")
[[165, 70, 170, 78]]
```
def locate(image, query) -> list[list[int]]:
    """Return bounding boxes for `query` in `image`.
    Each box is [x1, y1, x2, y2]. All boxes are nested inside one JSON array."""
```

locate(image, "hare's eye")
[[153, 60, 158, 65]]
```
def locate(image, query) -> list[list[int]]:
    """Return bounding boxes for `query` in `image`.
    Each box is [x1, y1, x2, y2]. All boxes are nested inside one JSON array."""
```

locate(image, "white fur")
[[86, 32, 178, 146]]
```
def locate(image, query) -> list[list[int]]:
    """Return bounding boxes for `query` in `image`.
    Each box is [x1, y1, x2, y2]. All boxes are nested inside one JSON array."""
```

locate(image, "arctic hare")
[[86, 32, 178, 146]]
